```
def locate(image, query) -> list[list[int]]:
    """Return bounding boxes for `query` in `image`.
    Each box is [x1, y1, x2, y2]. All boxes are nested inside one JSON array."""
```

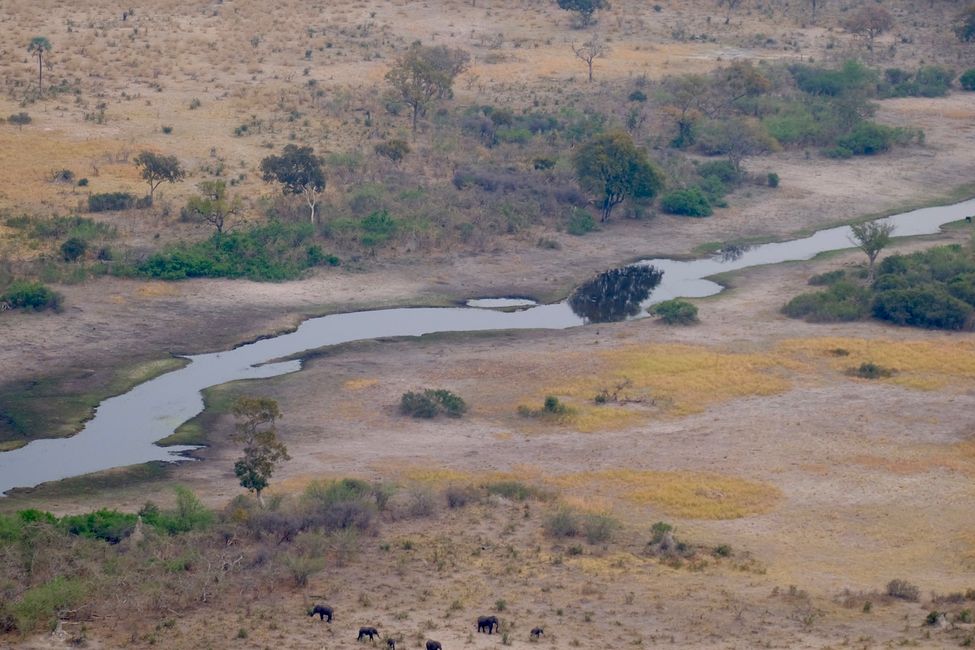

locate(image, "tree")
[[385, 42, 470, 137], [571, 33, 608, 82], [573, 129, 664, 222], [842, 6, 894, 50], [231, 397, 290, 507], [717, 0, 743, 25], [374, 138, 411, 164], [807, 0, 825, 23], [27, 37, 51, 92], [185, 180, 240, 234], [850, 220, 894, 279], [699, 117, 779, 174], [661, 74, 712, 148], [259, 144, 326, 223], [557, 0, 609, 27], [133, 151, 185, 202], [956, 5, 975, 42]]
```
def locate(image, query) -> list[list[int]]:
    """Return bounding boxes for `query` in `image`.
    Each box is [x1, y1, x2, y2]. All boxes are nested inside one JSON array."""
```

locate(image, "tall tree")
[[557, 0, 609, 27], [842, 6, 894, 50], [573, 129, 664, 222], [231, 397, 290, 508], [259, 144, 326, 223], [185, 180, 240, 234], [571, 33, 608, 82], [385, 42, 469, 137], [850, 220, 894, 280], [27, 37, 51, 92], [133, 151, 185, 202], [699, 117, 779, 174]]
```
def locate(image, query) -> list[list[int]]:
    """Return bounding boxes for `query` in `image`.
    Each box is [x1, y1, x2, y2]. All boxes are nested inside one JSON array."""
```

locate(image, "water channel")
[[2, 197, 974, 494]]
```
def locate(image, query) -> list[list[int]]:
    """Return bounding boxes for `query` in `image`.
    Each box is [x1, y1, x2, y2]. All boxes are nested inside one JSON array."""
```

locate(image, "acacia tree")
[[850, 220, 894, 280], [259, 144, 326, 223], [185, 180, 240, 234], [843, 6, 894, 50], [386, 42, 469, 137], [133, 151, 185, 202], [232, 397, 290, 508], [571, 33, 608, 82], [574, 129, 664, 222], [557, 0, 609, 27], [27, 37, 51, 91]]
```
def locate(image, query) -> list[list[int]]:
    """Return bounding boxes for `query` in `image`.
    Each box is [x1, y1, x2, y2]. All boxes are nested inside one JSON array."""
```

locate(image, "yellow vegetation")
[[551, 469, 782, 520], [779, 338, 975, 390], [342, 378, 380, 391]]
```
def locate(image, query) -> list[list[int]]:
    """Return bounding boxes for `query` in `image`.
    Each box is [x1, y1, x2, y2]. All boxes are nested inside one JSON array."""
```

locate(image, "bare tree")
[[843, 6, 894, 50], [717, 0, 743, 25], [571, 33, 608, 83]]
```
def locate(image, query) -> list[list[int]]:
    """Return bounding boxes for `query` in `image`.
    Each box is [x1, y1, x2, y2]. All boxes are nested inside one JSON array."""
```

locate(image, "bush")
[[60, 509, 137, 544], [628, 89, 647, 102], [445, 485, 477, 508], [60, 237, 87, 262], [566, 207, 597, 236], [849, 362, 895, 379], [545, 508, 580, 538], [808, 269, 846, 286], [141, 486, 213, 534], [1, 281, 63, 312], [696, 159, 739, 184], [887, 579, 920, 601], [660, 187, 712, 217], [767, 172, 780, 188], [88, 192, 136, 212], [872, 287, 972, 330], [400, 388, 467, 418], [782, 281, 871, 322], [484, 481, 547, 501], [10, 577, 88, 633], [649, 299, 698, 325], [582, 513, 619, 544], [7, 112, 31, 126], [961, 68, 975, 91], [836, 122, 895, 156], [374, 139, 410, 163]]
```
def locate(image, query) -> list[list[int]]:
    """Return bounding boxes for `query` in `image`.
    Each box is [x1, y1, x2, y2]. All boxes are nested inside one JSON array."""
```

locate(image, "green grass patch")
[[155, 383, 237, 446]]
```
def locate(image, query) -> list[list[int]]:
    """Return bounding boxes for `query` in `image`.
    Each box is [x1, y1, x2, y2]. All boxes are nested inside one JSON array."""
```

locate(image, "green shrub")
[[961, 68, 975, 91], [808, 269, 846, 286], [582, 513, 619, 544], [60, 509, 138, 544], [782, 281, 871, 322], [10, 577, 88, 633], [649, 299, 699, 325], [1, 281, 63, 312], [400, 388, 467, 418], [696, 159, 739, 184], [661, 187, 712, 217], [7, 112, 31, 127], [359, 210, 399, 249], [767, 172, 780, 188], [650, 521, 673, 543], [566, 208, 597, 236], [60, 237, 87, 262], [872, 287, 972, 330], [87, 192, 136, 212], [374, 139, 410, 163], [836, 122, 895, 156], [141, 486, 213, 534], [628, 89, 647, 102], [545, 507, 580, 538], [484, 481, 547, 501]]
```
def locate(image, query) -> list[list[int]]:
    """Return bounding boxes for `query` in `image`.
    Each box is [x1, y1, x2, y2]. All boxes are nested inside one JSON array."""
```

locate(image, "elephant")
[[386, 639, 396, 649], [477, 615, 499, 633], [308, 604, 333, 622], [357, 627, 380, 641], [426, 641, 442, 650], [530, 627, 544, 639]]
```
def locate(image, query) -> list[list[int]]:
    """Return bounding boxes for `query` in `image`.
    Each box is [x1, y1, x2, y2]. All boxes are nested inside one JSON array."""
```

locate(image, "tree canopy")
[[185, 180, 240, 234], [259, 144, 326, 223], [573, 129, 664, 222], [386, 42, 469, 135], [231, 397, 290, 507], [850, 220, 894, 279], [557, 0, 609, 27], [133, 151, 185, 201], [27, 36, 51, 91]]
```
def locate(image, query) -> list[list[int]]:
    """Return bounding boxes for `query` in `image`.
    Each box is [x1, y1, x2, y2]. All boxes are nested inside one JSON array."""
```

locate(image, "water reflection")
[[568, 266, 663, 323], [717, 244, 752, 262]]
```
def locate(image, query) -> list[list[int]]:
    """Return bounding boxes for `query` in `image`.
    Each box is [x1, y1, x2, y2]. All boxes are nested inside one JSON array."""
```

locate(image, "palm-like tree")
[[27, 37, 51, 91]]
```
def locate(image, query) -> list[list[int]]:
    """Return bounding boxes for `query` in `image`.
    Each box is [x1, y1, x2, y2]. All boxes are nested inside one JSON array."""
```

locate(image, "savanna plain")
[[2, 0, 975, 648]]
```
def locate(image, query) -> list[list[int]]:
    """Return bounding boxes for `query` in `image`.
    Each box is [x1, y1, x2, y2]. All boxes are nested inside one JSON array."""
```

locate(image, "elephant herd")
[[309, 603, 545, 646]]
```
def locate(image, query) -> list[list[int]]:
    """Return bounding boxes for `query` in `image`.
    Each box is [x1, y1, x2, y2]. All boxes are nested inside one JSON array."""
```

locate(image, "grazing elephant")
[[530, 627, 544, 639], [357, 627, 380, 641], [477, 615, 499, 633], [386, 639, 396, 649], [426, 640, 442, 650], [308, 604, 333, 622]]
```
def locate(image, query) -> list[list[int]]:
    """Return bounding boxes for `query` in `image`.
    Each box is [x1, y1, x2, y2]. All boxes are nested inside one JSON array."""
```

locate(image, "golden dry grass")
[[779, 337, 975, 390], [551, 469, 782, 519], [342, 378, 380, 391]]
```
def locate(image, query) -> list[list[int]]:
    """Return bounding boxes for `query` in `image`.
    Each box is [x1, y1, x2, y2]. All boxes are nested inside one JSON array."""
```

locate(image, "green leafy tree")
[[385, 42, 470, 136], [850, 220, 894, 280], [557, 0, 609, 27], [573, 129, 664, 222], [260, 144, 326, 223], [27, 37, 51, 91], [232, 397, 290, 507], [955, 5, 975, 42], [185, 180, 240, 234], [698, 117, 779, 174], [133, 151, 185, 202]]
